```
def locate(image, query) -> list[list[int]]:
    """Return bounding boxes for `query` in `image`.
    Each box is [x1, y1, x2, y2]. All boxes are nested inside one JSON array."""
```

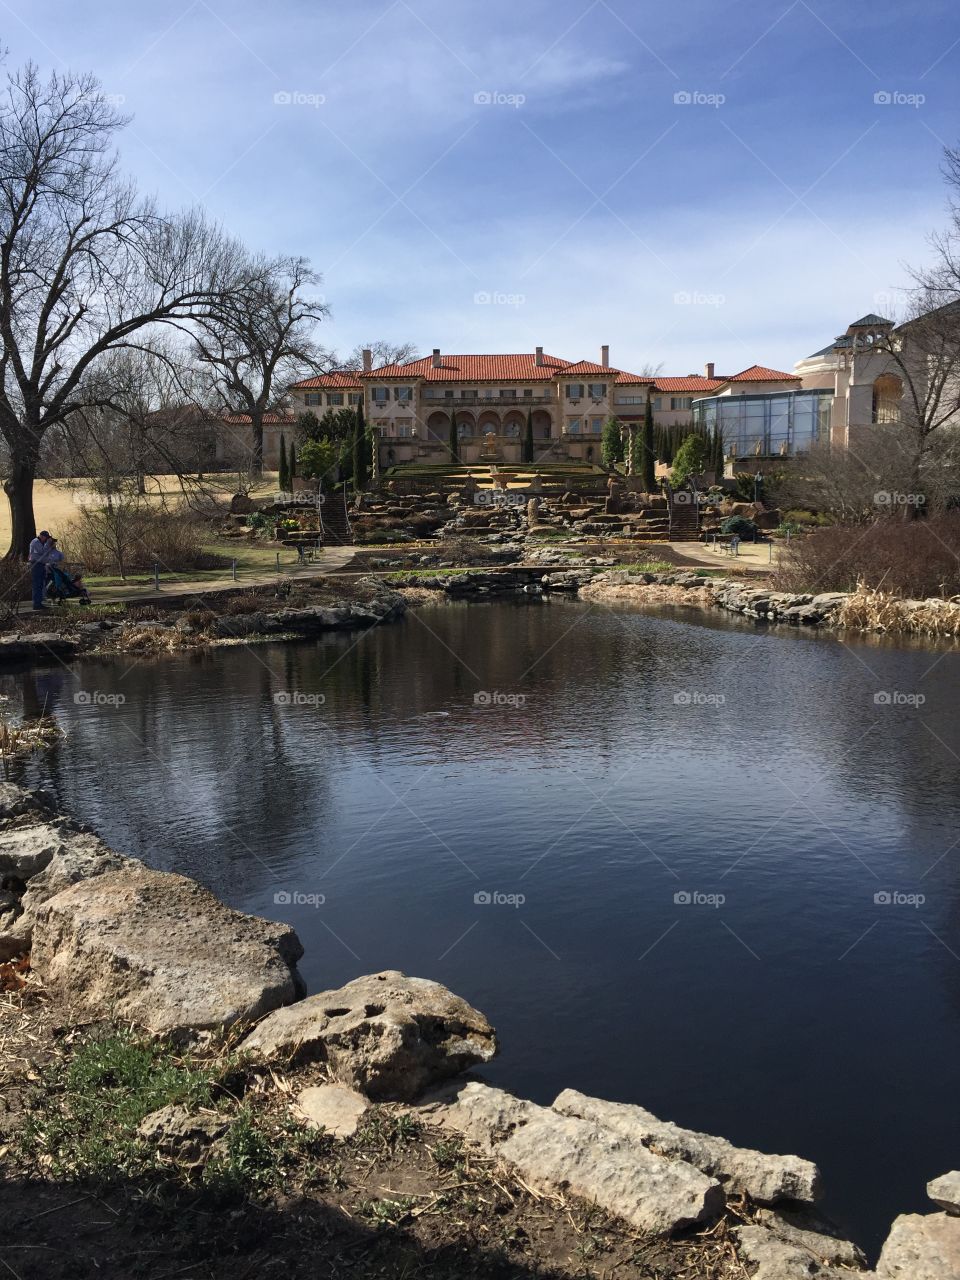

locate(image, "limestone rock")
[[928, 1171, 960, 1215], [553, 1089, 821, 1204], [239, 971, 497, 1100], [414, 1079, 541, 1152], [138, 1104, 230, 1166], [31, 867, 304, 1037], [876, 1212, 960, 1278], [499, 1106, 724, 1236], [736, 1225, 861, 1277], [295, 1084, 369, 1138], [755, 1206, 868, 1269]]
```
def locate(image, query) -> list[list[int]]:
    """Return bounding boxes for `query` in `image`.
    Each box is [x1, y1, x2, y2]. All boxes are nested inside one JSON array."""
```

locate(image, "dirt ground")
[[0, 981, 746, 1280]]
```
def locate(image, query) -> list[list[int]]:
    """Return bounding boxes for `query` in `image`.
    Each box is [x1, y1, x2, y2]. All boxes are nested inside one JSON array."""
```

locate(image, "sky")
[[7, 0, 960, 376]]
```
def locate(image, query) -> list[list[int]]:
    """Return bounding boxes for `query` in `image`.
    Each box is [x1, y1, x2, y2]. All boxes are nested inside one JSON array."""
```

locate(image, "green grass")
[[21, 1029, 233, 1179]]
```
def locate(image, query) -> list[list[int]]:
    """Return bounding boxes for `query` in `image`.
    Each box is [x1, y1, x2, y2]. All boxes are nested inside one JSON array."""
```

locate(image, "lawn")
[[9, 474, 280, 549]]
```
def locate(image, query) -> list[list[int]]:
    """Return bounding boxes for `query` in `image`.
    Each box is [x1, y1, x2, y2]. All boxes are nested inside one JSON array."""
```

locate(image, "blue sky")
[[9, 0, 960, 374]]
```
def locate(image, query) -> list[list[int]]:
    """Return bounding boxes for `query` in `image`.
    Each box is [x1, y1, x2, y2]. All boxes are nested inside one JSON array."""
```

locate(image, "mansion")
[[285, 347, 801, 471], [216, 312, 930, 473]]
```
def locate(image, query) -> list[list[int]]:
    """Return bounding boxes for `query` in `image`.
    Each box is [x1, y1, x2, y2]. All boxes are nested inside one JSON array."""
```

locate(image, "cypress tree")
[[352, 404, 368, 491], [278, 433, 289, 492], [289, 439, 297, 485], [449, 405, 459, 463], [523, 407, 534, 463], [642, 393, 656, 491]]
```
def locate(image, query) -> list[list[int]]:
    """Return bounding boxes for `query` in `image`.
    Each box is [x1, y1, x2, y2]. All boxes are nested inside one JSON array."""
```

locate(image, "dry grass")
[[837, 585, 960, 636], [0, 715, 61, 757]]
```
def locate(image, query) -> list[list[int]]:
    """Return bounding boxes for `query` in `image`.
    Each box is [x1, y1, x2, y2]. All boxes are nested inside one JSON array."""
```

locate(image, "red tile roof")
[[653, 376, 725, 393], [361, 353, 571, 382], [614, 370, 656, 386], [724, 365, 800, 383], [290, 370, 362, 389], [561, 360, 615, 376]]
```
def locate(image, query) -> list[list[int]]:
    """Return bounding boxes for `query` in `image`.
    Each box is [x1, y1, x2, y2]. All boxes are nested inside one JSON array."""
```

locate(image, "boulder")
[[239, 971, 497, 1101], [295, 1085, 369, 1138], [754, 1206, 868, 1269], [928, 1171, 960, 1215], [500, 1105, 723, 1236], [735, 1225, 862, 1277], [876, 1212, 960, 1278], [418, 1081, 721, 1236], [553, 1089, 821, 1204], [31, 867, 304, 1037], [137, 1104, 230, 1166]]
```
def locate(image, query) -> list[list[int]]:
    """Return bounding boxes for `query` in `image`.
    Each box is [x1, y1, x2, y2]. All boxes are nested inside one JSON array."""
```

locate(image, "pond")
[[6, 598, 960, 1252]]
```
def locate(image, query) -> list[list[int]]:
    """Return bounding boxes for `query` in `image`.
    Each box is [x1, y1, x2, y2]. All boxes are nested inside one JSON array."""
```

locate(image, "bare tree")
[[338, 340, 418, 371], [0, 62, 252, 558], [193, 256, 329, 475]]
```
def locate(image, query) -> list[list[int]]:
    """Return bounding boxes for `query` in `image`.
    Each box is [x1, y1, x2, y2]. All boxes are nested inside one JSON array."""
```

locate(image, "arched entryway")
[[503, 410, 525, 438], [426, 411, 452, 441], [532, 409, 552, 439], [478, 410, 501, 435]]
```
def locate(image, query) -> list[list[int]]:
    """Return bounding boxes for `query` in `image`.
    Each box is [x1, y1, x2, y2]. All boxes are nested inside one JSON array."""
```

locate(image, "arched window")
[[872, 373, 902, 424]]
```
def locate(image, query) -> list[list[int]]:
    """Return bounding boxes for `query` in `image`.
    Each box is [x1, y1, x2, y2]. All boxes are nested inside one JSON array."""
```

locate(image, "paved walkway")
[[667, 539, 779, 574]]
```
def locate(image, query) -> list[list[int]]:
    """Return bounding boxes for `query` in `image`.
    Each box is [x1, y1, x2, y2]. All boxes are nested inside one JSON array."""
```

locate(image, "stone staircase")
[[319, 491, 355, 546]]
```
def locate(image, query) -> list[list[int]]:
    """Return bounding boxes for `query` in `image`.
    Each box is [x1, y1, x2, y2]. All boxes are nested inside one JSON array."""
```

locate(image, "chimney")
[[432, 347, 442, 368], [705, 361, 715, 380], [601, 344, 609, 368], [535, 345, 544, 367], [362, 347, 372, 373]]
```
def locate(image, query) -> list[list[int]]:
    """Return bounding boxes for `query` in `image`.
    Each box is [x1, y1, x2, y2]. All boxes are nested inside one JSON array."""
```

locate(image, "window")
[[443, 389, 454, 399], [588, 383, 607, 399], [371, 386, 389, 403], [397, 424, 413, 438], [461, 389, 478, 401], [394, 387, 413, 401], [566, 384, 585, 400], [424, 387, 441, 399], [523, 388, 533, 399], [348, 393, 361, 406], [670, 396, 693, 411], [615, 395, 644, 405], [568, 418, 581, 434], [499, 389, 517, 399], [328, 393, 344, 406], [304, 392, 321, 406], [590, 417, 603, 432], [652, 397, 662, 411]]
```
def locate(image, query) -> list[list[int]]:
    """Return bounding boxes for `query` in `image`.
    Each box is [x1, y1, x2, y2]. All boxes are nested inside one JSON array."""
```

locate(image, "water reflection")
[[4, 599, 960, 1253]]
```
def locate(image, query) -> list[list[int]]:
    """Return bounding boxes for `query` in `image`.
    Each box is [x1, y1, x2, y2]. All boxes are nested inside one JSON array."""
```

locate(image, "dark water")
[[6, 599, 960, 1253]]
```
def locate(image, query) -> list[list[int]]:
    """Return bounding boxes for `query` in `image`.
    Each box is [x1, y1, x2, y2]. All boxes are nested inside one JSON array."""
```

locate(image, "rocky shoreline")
[[2, 566, 959, 671], [0, 783, 955, 1277]]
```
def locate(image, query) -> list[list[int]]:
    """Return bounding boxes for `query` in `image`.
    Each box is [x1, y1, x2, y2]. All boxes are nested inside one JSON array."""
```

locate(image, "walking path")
[[89, 547, 357, 606]]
